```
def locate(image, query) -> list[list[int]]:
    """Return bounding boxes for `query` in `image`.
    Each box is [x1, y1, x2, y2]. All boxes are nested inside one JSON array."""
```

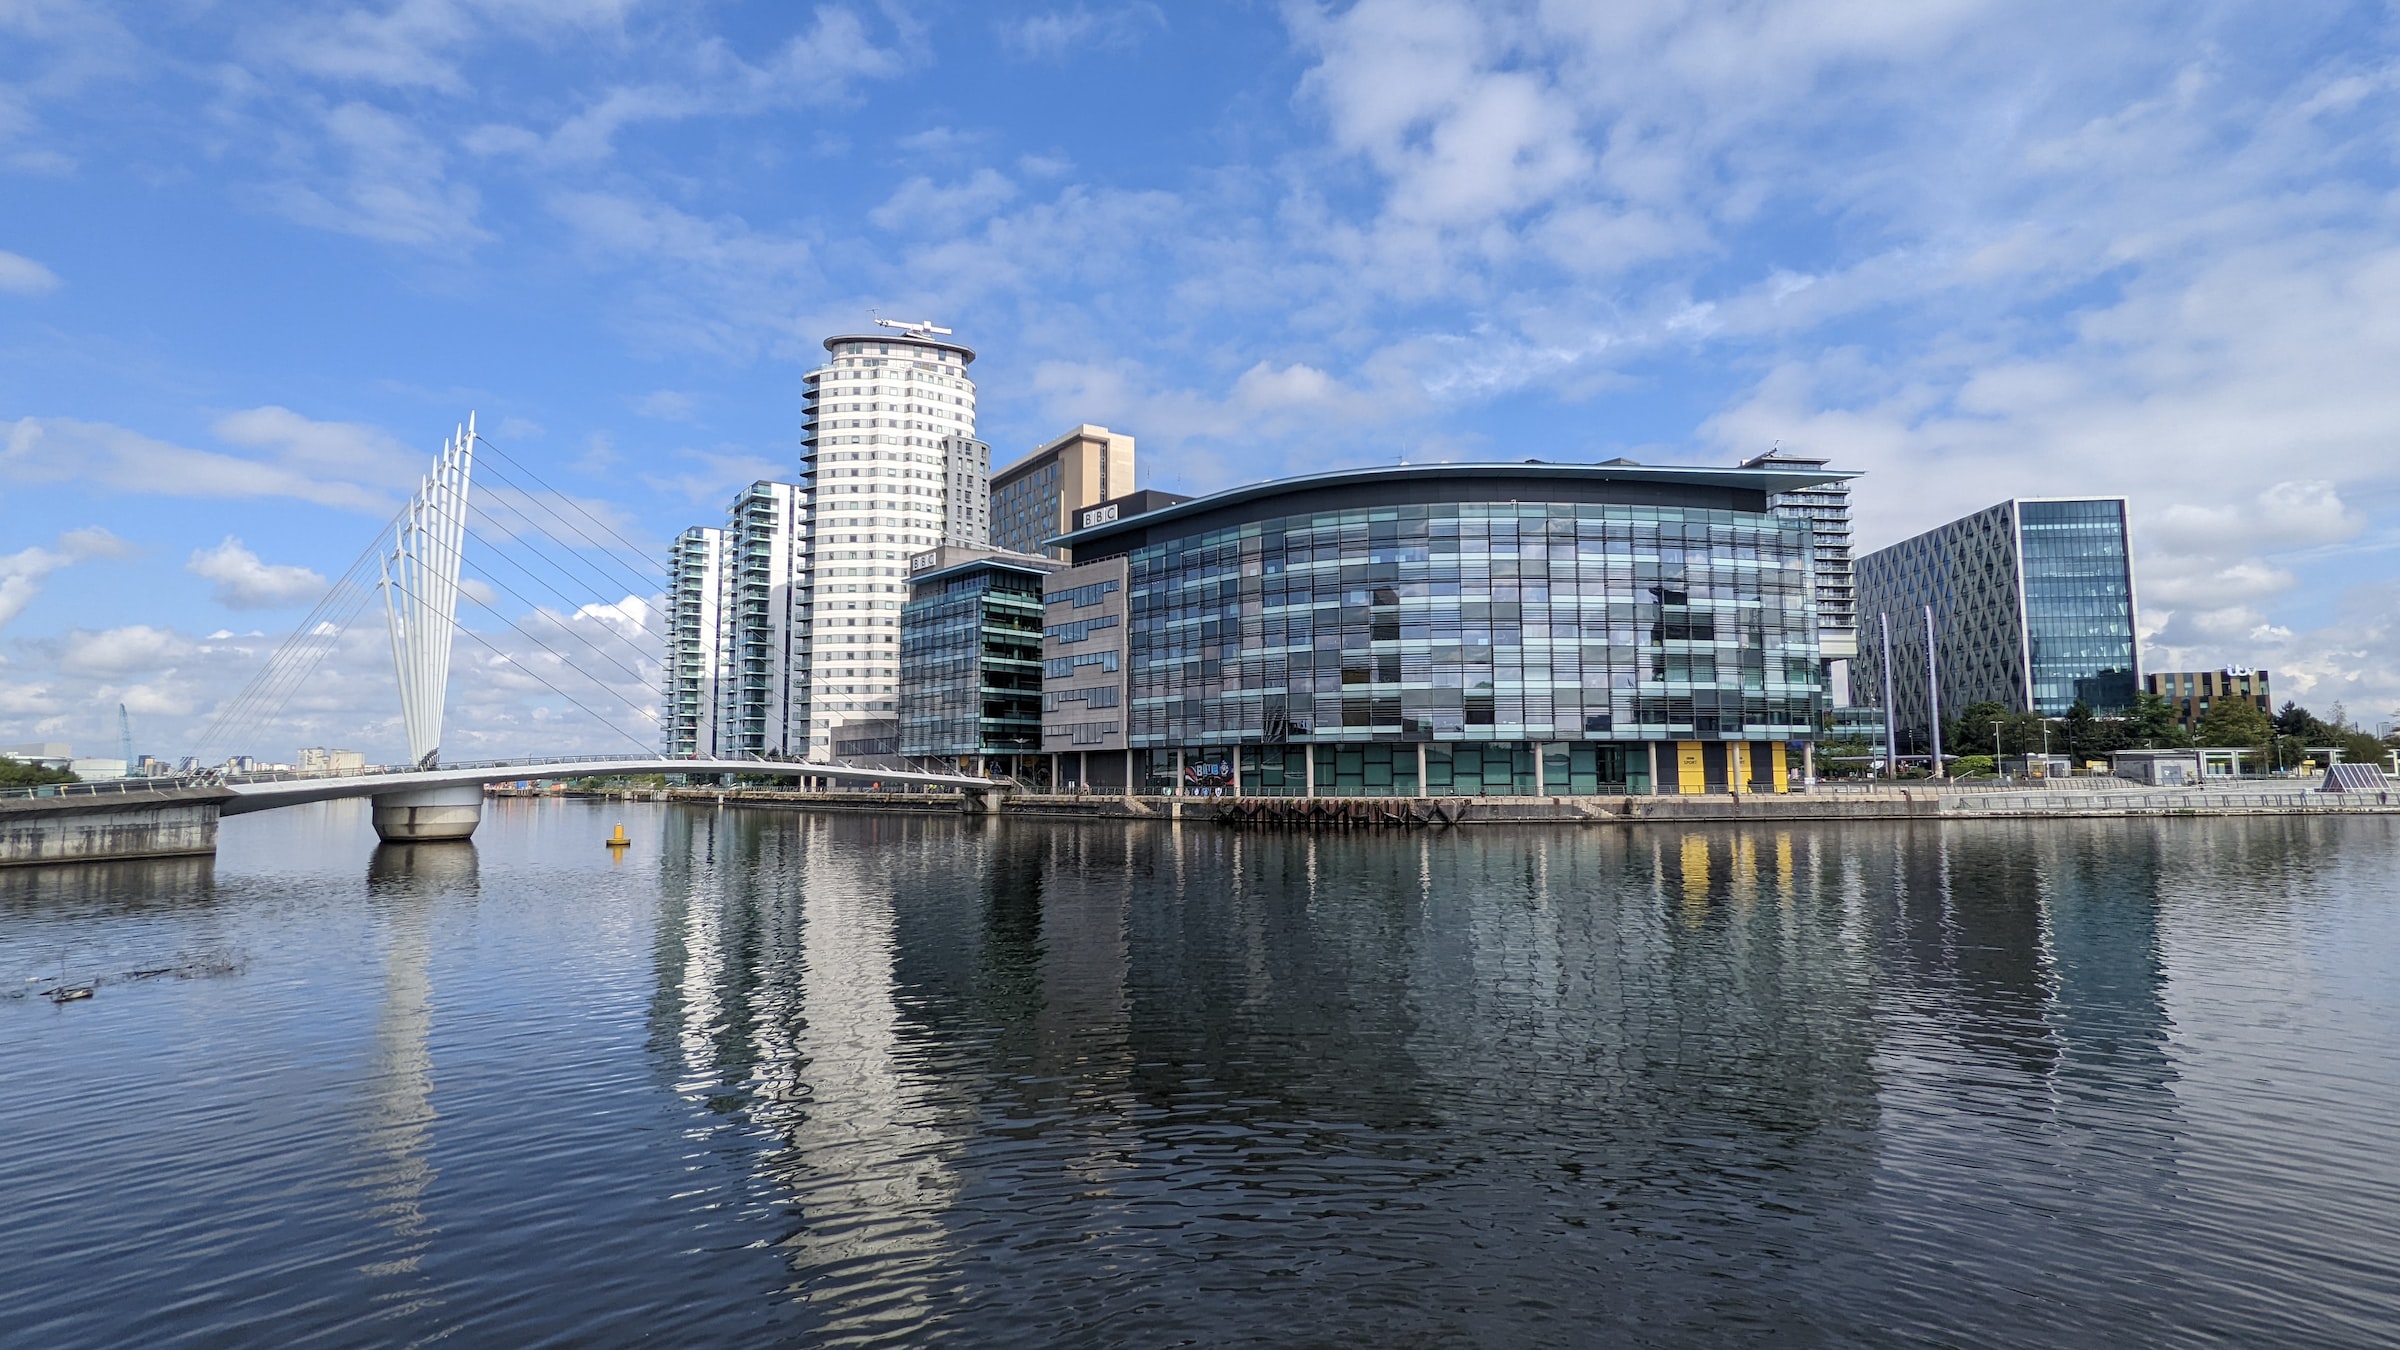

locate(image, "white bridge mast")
[[383, 415, 475, 770]]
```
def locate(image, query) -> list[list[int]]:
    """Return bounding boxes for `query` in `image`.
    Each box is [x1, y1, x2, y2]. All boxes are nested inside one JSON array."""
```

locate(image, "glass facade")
[[1854, 496, 2139, 746], [897, 563, 1046, 760], [2018, 500, 2137, 715], [1113, 499, 1825, 795]]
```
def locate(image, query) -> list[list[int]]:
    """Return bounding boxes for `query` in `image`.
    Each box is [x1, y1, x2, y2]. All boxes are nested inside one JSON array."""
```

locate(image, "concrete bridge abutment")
[[1, 790, 230, 867], [371, 784, 483, 842]]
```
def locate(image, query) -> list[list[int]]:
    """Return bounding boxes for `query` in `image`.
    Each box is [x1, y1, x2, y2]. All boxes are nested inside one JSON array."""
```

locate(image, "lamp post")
[[1878, 612, 1898, 780], [1924, 605, 1944, 779]]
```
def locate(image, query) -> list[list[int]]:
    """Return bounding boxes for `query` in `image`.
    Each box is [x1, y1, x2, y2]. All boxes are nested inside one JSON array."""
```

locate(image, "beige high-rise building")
[[990, 425, 1135, 559]]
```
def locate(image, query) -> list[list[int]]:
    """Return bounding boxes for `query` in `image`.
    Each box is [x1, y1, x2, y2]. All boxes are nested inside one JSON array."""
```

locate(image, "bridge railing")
[[0, 752, 775, 802], [0, 775, 216, 803]]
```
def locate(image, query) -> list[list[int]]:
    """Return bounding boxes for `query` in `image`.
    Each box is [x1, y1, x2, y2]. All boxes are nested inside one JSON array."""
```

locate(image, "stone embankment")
[[617, 780, 2400, 826]]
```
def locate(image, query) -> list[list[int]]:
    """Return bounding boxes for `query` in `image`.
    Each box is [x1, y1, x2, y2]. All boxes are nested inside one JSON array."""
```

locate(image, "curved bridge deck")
[[2, 757, 1003, 865]]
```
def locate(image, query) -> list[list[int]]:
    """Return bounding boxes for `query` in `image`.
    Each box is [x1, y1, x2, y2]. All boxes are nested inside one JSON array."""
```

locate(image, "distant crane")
[[873, 317, 954, 340], [118, 702, 135, 778]]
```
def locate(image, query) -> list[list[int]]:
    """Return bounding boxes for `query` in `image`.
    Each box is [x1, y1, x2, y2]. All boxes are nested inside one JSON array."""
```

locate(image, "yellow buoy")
[[606, 824, 630, 848]]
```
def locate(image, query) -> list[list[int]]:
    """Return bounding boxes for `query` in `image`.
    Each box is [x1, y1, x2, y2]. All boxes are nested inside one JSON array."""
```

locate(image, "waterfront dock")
[[622, 777, 2400, 825]]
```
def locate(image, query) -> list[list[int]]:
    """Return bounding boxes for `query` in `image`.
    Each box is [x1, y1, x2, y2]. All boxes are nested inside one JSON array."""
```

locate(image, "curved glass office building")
[[1049, 461, 1853, 796]]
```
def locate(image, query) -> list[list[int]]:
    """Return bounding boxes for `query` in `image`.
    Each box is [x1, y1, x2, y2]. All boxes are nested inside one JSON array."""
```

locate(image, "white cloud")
[[454, 7, 912, 164], [0, 249, 60, 294], [257, 0, 641, 93], [262, 100, 492, 250], [1000, 4, 1165, 61], [868, 170, 1019, 230], [0, 527, 136, 632], [212, 404, 421, 483], [638, 446, 787, 506], [186, 537, 330, 609], [632, 389, 696, 421], [2, 415, 401, 511], [58, 624, 193, 677], [545, 188, 815, 357]]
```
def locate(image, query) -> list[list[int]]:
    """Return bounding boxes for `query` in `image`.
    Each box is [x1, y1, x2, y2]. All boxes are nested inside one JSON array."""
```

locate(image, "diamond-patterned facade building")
[[1855, 498, 2139, 747]]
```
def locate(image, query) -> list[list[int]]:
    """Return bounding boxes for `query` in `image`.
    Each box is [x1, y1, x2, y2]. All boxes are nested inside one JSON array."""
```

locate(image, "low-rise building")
[[298, 747, 368, 774], [1, 742, 73, 770], [897, 544, 1060, 779], [2143, 667, 2270, 729], [1047, 459, 1852, 797], [2112, 749, 2202, 786]]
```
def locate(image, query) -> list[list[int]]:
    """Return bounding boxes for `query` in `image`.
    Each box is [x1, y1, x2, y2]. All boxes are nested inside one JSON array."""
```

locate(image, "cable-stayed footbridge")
[[4, 415, 1001, 867]]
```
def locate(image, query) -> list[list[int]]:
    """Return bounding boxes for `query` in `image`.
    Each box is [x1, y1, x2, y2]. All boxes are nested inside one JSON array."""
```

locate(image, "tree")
[[2336, 729, 2390, 769], [2275, 701, 2333, 743], [2061, 701, 2101, 759], [1948, 700, 2013, 757], [2196, 699, 2275, 750], [2126, 692, 2188, 749], [1815, 736, 1881, 779], [1999, 710, 2050, 757]]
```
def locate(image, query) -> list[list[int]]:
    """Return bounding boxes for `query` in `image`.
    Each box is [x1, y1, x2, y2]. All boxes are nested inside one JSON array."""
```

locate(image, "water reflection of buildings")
[[649, 810, 969, 1339], [354, 842, 477, 1310], [632, 806, 2192, 1338]]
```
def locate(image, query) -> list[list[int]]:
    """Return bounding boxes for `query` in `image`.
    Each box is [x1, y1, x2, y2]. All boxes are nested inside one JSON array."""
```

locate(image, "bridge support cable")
[[383, 417, 475, 770], [189, 414, 671, 771], [455, 509, 668, 676], [457, 547, 662, 694], [189, 517, 400, 762], [461, 448, 657, 595], [466, 437, 662, 589], [465, 470, 659, 606], [451, 580, 662, 732], [377, 568, 659, 757]]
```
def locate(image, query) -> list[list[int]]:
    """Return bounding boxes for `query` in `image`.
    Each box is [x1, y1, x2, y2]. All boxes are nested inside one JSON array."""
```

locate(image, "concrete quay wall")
[[657, 784, 2400, 825], [0, 790, 232, 867]]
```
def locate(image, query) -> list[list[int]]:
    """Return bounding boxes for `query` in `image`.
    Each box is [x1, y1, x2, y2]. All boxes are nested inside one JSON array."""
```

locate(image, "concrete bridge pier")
[[372, 784, 483, 842]]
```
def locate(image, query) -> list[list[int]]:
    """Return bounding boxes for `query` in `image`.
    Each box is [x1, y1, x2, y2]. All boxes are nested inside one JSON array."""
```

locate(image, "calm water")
[[2, 801, 2397, 1347]]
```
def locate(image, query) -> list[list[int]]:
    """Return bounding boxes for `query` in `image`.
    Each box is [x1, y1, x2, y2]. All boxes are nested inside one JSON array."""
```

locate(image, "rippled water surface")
[[4, 801, 2398, 1346]]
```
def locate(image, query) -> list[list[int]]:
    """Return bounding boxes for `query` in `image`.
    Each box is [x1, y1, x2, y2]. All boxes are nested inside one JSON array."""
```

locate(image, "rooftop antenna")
[[874, 318, 954, 340]]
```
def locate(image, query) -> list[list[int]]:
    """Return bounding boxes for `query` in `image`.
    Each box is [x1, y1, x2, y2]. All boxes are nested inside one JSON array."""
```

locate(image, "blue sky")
[[6, 0, 2400, 760]]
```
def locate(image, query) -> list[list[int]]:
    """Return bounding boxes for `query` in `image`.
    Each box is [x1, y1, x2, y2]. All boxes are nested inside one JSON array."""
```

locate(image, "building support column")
[[1415, 743, 1428, 798], [1231, 749, 1243, 798], [1305, 744, 1317, 799], [1125, 749, 1134, 795], [1174, 748, 1186, 796], [1534, 742, 1548, 797], [1647, 742, 1661, 796], [1803, 740, 1816, 787]]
